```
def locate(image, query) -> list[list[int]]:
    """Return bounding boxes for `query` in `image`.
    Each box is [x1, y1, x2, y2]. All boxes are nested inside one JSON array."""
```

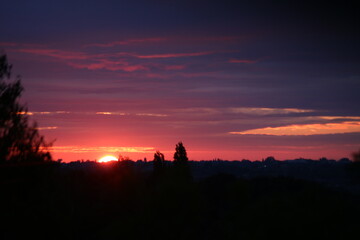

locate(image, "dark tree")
[[153, 150, 165, 175], [264, 156, 276, 163], [0, 54, 52, 163], [173, 141, 188, 166], [352, 149, 360, 162]]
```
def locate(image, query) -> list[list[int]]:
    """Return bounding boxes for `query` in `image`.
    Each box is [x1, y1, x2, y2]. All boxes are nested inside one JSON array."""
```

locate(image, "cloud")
[[228, 107, 314, 115], [135, 113, 168, 117], [68, 60, 149, 72], [136, 51, 213, 59], [229, 58, 257, 64], [17, 48, 88, 60], [96, 112, 128, 116], [37, 126, 58, 130], [0, 42, 18, 47], [85, 38, 166, 48], [18, 111, 70, 115], [316, 116, 360, 121], [21, 111, 167, 117], [229, 121, 360, 136], [51, 146, 155, 153], [16, 46, 191, 72], [173, 107, 314, 116]]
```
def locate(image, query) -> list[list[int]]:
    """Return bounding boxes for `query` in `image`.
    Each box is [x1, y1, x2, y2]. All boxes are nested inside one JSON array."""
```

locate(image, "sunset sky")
[[1, 0, 359, 161]]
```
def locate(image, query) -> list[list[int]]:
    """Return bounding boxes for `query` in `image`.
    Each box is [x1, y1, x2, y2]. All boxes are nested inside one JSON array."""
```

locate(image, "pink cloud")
[[17, 48, 89, 60], [137, 51, 213, 59], [0, 42, 18, 47], [228, 58, 257, 64], [85, 38, 166, 48], [68, 59, 148, 72], [163, 65, 186, 70]]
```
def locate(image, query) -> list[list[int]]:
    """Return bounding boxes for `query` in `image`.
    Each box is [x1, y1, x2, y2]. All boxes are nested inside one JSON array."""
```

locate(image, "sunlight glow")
[[98, 155, 118, 163]]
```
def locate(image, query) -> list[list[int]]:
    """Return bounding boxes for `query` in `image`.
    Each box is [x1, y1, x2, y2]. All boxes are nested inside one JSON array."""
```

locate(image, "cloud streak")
[[17, 48, 89, 60], [85, 38, 166, 48], [51, 146, 155, 153], [230, 121, 360, 136], [136, 51, 213, 59], [228, 58, 257, 64]]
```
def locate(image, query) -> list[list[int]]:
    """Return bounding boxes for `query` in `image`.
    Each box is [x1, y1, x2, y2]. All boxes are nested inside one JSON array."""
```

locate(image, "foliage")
[[0, 54, 52, 163]]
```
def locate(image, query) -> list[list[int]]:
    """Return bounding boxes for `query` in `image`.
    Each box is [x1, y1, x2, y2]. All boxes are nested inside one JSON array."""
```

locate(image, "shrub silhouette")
[[0, 54, 52, 163]]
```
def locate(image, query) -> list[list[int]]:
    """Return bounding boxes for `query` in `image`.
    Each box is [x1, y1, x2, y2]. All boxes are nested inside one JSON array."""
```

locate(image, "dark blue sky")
[[1, 0, 359, 161]]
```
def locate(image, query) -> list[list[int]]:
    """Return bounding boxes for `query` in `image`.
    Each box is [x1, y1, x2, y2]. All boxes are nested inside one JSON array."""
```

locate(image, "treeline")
[[1, 159, 359, 240]]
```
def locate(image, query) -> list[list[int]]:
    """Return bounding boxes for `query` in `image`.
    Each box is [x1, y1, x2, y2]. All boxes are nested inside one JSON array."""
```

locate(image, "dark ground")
[[1, 160, 359, 240]]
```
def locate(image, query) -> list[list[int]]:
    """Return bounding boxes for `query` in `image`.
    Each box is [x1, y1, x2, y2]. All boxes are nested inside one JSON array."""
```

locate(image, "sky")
[[1, 0, 359, 161]]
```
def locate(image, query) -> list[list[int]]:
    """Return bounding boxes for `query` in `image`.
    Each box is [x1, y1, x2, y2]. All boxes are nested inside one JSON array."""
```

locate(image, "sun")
[[98, 155, 118, 163]]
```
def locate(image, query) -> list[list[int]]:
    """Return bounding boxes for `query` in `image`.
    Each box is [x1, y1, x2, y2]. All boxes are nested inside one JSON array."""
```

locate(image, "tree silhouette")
[[173, 141, 188, 166], [153, 150, 165, 175], [0, 54, 52, 163], [352, 149, 360, 162]]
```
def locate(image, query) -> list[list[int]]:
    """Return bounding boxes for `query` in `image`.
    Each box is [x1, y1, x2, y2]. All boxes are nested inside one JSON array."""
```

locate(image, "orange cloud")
[[18, 111, 70, 115], [37, 126, 58, 130], [96, 112, 127, 116], [230, 121, 360, 136], [316, 116, 360, 120]]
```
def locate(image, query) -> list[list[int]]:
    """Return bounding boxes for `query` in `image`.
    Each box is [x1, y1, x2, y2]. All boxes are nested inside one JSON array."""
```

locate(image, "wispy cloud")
[[18, 111, 70, 115], [16, 47, 194, 72], [229, 121, 360, 136], [173, 107, 314, 116], [0, 42, 18, 47], [228, 107, 314, 115], [17, 48, 89, 60], [96, 112, 128, 116], [85, 38, 166, 48], [51, 146, 155, 153], [229, 58, 257, 64], [37, 126, 58, 130], [316, 116, 360, 121], [68, 60, 149, 72], [136, 51, 213, 59], [20, 110, 167, 117], [135, 113, 168, 117]]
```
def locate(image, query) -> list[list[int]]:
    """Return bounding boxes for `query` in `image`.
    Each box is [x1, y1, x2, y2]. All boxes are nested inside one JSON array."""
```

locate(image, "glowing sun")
[[98, 155, 118, 163]]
